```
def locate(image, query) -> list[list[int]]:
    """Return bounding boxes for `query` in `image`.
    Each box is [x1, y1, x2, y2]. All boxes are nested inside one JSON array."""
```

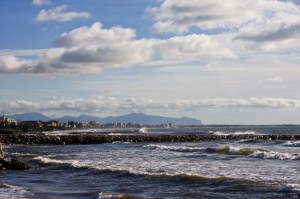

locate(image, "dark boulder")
[[0, 159, 31, 170]]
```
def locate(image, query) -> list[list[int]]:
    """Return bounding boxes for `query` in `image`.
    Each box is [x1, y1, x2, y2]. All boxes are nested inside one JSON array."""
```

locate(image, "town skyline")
[[1, 0, 300, 124]]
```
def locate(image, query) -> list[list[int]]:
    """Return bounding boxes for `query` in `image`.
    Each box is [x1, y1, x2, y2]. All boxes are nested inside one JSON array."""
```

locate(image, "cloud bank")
[[1, 0, 300, 75], [148, 0, 300, 51], [1, 97, 300, 116], [0, 22, 234, 75], [35, 5, 90, 22]]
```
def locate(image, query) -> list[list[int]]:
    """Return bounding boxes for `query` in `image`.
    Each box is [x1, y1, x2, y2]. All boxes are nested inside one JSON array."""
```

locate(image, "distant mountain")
[[8, 112, 202, 125], [100, 113, 202, 125], [8, 112, 52, 122], [57, 114, 102, 123]]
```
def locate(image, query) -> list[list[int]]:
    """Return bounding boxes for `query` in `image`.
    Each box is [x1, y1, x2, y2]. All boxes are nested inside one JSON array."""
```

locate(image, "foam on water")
[[144, 144, 206, 152], [213, 131, 257, 136], [282, 141, 300, 147], [145, 144, 266, 156], [144, 144, 300, 161], [138, 127, 147, 133], [286, 183, 300, 192], [98, 192, 142, 199], [249, 150, 300, 160], [0, 183, 33, 199], [34, 156, 79, 164]]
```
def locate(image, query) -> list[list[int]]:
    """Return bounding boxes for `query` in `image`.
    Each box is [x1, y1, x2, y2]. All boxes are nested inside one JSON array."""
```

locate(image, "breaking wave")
[[249, 151, 300, 160], [282, 141, 300, 147], [143, 144, 206, 152], [286, 183, 300, 192], [144, 144, 300, 160], [98, 192, 143, 199], [212, 131, 257, 136], [0, 183, 33, 199]]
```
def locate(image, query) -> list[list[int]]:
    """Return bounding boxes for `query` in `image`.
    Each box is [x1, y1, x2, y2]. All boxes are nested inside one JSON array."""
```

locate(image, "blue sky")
[[1, 0, 300, 124]]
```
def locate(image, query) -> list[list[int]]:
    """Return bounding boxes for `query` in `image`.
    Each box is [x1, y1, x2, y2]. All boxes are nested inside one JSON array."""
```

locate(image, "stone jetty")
[[0, 134, 299, 145]]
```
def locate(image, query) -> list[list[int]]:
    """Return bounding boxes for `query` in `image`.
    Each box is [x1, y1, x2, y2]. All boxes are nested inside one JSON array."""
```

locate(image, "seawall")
[[0, 134, 299, 145]]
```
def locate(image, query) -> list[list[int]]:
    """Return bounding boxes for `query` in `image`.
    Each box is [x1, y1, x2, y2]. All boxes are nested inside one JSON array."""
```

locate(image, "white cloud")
[[148, 0, 300, 36], [54, 22, 136, 47], [154, 34, 237, 60], [148, 0, 300, 52], [0, 22, 235, 75], [2, 97, 300, 116], [35, 5, 90, 22], [32, 0, 51, 6], [0, 56, 36, 74]]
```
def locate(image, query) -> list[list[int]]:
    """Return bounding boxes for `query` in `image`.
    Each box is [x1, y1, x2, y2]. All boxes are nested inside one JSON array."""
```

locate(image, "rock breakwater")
[[0, 134, 299, 145]]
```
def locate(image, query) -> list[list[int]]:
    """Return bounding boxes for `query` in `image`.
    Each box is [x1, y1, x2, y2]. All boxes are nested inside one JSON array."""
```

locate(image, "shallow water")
[[1, 126, 300, 199]]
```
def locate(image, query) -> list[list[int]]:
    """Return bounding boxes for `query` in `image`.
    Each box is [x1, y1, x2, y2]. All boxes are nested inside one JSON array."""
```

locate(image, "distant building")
[[0, 113, 17, 126], [19, 120, 43, 128]]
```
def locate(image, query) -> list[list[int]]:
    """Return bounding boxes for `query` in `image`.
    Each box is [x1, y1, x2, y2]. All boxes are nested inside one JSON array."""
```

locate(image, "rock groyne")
[[0, 134, 299, 145]]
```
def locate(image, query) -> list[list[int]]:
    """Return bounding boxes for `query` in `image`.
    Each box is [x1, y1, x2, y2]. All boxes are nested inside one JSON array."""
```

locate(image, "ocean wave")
[[33, 156, 79, 165], [143, 144, 206, 152], [144, 144, 300, 161], [138, 127, 147, 133], [282, 141, 300, 147], [0, 183, 33, 199], [249, 151, 300, 160], [33, 155, 231, 180], [144, 144, 265, 156], [98, 192, 143, 199], [10, 152, 37, 157], [213, 131, 257, 136], [286, 183, 300, 192], [205, 146, 266, 156]]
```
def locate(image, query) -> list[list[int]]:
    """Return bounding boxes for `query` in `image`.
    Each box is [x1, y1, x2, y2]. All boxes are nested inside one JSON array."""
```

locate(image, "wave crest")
[[282, 141, 300, 147], [143, 144, 206, 152], [212, 131, 257, 136], [249, 151, 300, 160], [98, 192, 143, 199], [0, 183, 33, 199]]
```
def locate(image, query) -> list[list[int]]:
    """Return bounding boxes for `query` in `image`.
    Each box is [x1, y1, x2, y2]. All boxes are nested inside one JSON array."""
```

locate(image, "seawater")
[[1, 125, 300, 199]]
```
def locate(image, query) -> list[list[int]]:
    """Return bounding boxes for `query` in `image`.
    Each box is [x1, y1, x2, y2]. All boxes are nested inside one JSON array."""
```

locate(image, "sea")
[[1, 125, 300, 199]]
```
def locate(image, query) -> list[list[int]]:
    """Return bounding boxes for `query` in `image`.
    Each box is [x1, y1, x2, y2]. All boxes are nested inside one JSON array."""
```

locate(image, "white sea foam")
[[282, 141, 300, 147], [0, 183, 33, 199], [286, 183, 300, 192], [213, 131, 257, 136], [108, 133, 124, 136], [249, 151, 300, 160], [144, 144, 265, 156], [138, 127, 147, 133], [98, 192, 140, 199], [144, 144, 206, 152], [10, 152, 36, 157], [34, 156, 78, 164]]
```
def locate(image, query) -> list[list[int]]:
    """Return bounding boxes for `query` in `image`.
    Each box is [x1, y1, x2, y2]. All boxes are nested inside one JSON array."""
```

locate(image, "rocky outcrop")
[[0, 159, 31, 170], [0, 143, 3, 160], [0, 134, 299, 145], [0, 142, 30, 170]]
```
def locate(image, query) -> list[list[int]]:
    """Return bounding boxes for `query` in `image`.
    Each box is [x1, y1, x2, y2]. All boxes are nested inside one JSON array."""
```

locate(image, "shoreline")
[[0, 134, 299, 145]]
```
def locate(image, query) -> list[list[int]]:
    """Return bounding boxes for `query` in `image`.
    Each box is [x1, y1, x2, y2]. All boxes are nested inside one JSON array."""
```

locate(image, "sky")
[[1, 0, 300, 124]]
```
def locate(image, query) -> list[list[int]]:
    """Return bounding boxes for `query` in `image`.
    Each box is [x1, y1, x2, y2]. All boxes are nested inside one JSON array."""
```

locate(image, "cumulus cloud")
[[148, 0, 300, 51], [148, 0, 259, 33], [35, 5, 90, 22], [154, 34, 237, 60], [32, 0, 51, 6], [148, 0, 300, 37], [0, 22, 235, 75], [1, 97, 300, 116], [0, 56, 36, 74]]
